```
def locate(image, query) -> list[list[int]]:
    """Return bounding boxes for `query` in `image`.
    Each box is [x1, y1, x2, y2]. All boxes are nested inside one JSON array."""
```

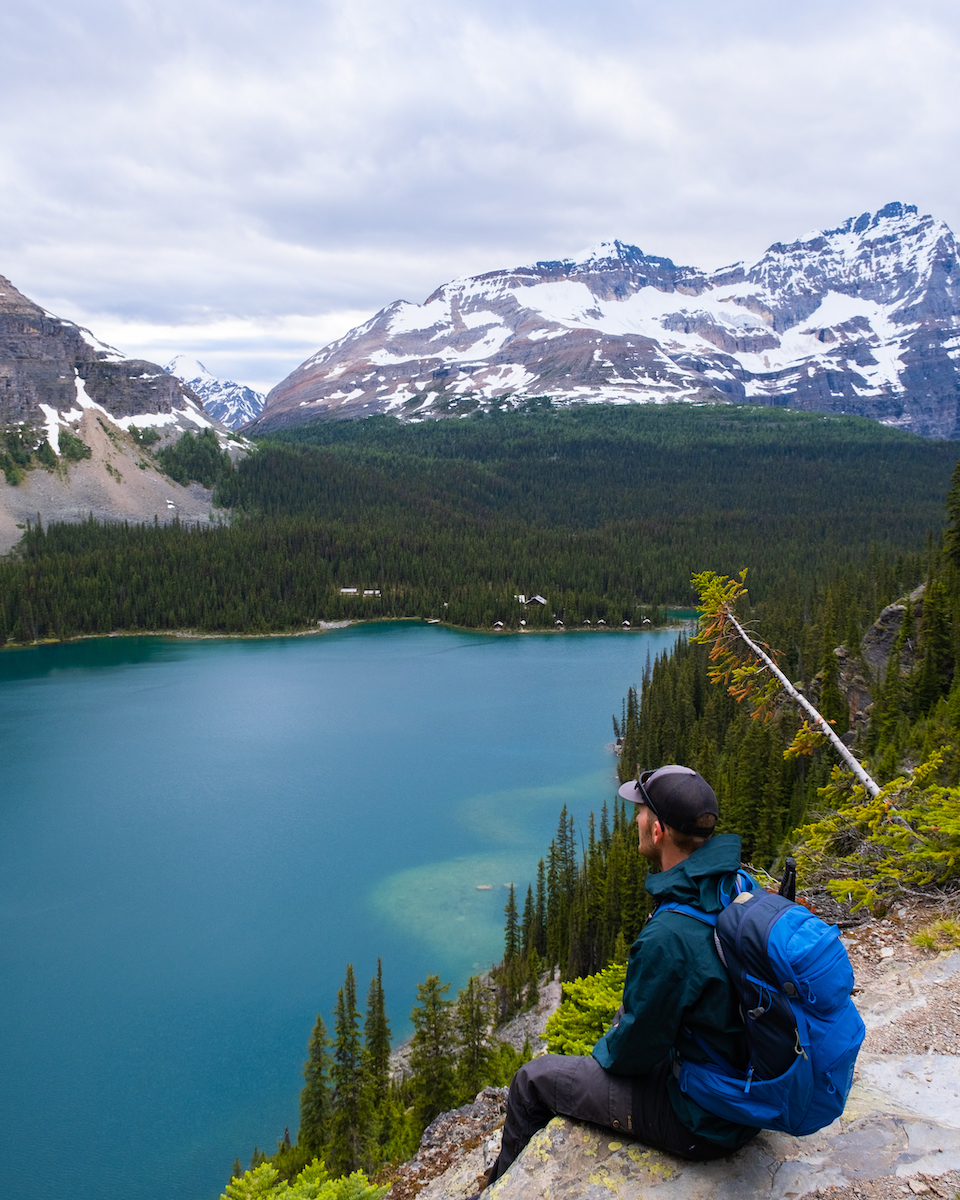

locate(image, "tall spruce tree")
[[520, 885, 535, 957], [503, 884, 520, 962], [945, 459, 960, 570], [914, 577, 952, 714], [362, 959, 392, 1159], [408, 974, 457, 1129], [328, 964, 370, 1174], [298, 1013, 330, 1159], [455, 975, 495, 1103], [534, 859, 547, 957], [818, 594, 849, 734]]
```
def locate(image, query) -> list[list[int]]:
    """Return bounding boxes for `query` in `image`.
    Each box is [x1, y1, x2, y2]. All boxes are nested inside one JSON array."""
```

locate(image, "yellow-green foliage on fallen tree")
[[221, 1159, 387, 1200], [542, 962, 627, 1056], [792, 750, 960, 912]]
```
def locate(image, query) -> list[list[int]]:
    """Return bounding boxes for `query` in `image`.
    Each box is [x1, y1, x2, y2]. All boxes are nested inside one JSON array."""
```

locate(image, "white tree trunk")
[[723, 607, 881, 798]]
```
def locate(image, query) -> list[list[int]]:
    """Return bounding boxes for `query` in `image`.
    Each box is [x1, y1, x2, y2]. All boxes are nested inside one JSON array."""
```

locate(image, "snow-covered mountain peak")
[[741, 203, 959, 327], [164, 356, 266, 430], [562, 239, 641, 266], [794, 201, 920, 245], [165, 354, 216, 385], [247, 203, 960, 441]]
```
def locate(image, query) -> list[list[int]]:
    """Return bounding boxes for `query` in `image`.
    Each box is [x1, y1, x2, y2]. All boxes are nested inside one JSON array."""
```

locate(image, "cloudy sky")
[[2, 0, 960, 393]]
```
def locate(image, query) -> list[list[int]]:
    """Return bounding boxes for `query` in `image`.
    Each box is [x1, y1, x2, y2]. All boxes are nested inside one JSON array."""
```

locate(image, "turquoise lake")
[[0, 621, 680, 1200]]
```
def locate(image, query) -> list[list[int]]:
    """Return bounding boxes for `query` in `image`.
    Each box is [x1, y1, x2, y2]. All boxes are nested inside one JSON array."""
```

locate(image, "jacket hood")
[[644, 833, 745, 912]]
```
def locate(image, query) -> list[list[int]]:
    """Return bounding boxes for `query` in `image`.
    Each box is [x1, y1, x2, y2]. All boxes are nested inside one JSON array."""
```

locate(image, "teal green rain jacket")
[[592, 833, 759, 1148]]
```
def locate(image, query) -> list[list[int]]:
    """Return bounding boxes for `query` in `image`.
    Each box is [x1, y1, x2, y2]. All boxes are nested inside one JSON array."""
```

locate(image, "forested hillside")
[[505, 506, 960, 1007], [0, 405, 953, 643]]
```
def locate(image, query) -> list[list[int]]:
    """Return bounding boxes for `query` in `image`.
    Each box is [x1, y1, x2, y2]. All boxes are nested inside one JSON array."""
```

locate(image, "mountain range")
[[164, 355, 265, 429], [246, 202, 960, 440]]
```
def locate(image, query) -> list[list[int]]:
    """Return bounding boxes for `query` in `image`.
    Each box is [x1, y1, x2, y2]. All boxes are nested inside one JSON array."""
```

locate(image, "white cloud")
[[63, 308, 377, 395], [2, 0, 960, 390]]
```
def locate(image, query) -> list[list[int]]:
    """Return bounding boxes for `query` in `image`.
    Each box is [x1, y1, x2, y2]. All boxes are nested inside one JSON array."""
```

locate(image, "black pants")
[[491, 1054, 733, 1182]]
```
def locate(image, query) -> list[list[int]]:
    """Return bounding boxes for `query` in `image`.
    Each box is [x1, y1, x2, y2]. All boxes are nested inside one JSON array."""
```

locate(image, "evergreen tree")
[[362, 958, 391, 1158], [455, 975, 495, 1102], [329, 964, 370, 1174], [520, 885, 535, 957], [534, 859, 547, 957], [945, 458, 960, 570], [503, 884, 520, 962], [599, 800, 611, 850], [408, 974, 457, 1129], [914, 577, 952, 714], [298, 1013, 330, 1159], [617, 687, 641, 783]]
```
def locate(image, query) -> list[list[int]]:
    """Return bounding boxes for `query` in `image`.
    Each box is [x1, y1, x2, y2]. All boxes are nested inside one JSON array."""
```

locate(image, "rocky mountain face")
[[164, 355, 266, 429], [0, 273, 225, 441], [0, 271, 240, 549], [248, 202, 960, 439]]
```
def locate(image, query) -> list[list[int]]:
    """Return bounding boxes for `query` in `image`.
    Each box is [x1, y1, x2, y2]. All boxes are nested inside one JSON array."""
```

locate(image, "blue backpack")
[[655, 882, 865, 1137]]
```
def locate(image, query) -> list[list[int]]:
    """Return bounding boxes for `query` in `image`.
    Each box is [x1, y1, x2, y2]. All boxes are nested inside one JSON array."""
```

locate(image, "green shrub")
[[221, 1159, 387, 1200], [59, 430, 92, 462], [130, 425, 161, 447], [542, 961, 627, 1056], [37, 440, 57, 468], [1, 455, 26, 485], [3, 431, 33, 466], [482, 1039, 532, 1087]]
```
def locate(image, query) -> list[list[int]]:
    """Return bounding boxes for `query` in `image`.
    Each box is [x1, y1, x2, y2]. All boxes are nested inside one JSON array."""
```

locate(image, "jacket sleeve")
[[591, 919, 698, 1075]]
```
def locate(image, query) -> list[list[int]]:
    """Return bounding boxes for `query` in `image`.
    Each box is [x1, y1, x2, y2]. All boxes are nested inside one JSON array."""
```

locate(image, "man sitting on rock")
[[483, 765, 760, 1188]]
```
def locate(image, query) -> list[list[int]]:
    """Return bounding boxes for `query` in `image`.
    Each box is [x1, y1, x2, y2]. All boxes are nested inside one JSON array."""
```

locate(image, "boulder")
[[482, 1098, 960, 1200], [861, 587, 925, 678], [392, 951, 960, 1200]]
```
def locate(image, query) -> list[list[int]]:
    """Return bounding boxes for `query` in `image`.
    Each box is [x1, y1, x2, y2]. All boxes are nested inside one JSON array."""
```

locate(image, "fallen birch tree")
[[691, 570, 881, 798]]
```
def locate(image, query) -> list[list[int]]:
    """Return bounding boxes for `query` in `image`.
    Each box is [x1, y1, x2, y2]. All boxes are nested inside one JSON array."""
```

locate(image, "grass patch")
[[912, 917, 960, 952]]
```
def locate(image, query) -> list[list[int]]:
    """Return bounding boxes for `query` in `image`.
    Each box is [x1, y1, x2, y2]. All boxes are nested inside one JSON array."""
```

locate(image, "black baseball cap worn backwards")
[[617, 765, 719, 835]]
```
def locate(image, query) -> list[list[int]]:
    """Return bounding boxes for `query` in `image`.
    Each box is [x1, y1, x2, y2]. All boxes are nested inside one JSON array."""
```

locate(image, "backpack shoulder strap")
[[654, 901, 718, 927], [718, 869, 758, 907]]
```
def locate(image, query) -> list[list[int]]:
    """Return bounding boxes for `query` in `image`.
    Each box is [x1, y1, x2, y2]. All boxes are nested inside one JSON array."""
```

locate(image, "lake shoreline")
[[0, 615, 690, 652]]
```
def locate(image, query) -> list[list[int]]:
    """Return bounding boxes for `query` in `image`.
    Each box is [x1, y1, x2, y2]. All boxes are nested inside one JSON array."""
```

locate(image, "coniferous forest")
[[0, 404, 954, 643]]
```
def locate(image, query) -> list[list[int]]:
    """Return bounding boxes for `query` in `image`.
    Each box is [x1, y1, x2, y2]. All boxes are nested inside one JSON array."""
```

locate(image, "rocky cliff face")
[[0, 271, 240, 548], [248, 203, 960, 439], [0, 273, 216, 435]]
